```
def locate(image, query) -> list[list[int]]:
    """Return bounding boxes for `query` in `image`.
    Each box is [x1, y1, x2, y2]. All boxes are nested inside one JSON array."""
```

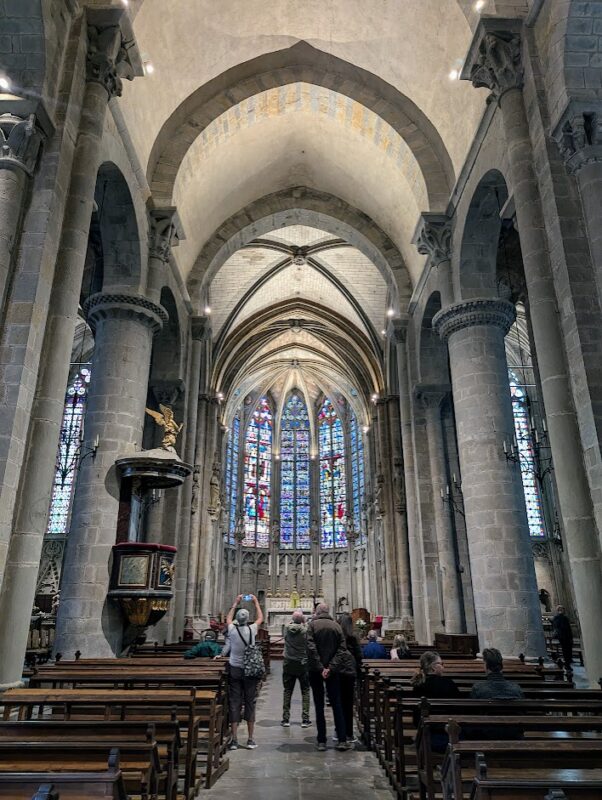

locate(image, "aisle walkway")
[[206, 661, 395, 800]]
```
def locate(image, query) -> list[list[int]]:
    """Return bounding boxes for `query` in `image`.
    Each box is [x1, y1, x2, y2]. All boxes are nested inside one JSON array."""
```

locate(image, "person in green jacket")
[[183, 639, 223, 658]]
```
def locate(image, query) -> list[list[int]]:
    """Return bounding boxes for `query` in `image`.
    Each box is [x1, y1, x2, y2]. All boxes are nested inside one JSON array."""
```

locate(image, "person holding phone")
[[226, 593, 264, 750]]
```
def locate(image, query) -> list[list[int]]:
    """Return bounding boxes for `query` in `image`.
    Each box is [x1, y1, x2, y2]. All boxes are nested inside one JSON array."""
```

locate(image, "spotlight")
[[475, 0, 486, 10], [362, 426, 370, 434], [381, 329, 386, 336], [386, 308, 395, 318], [204, 306, 211, 315], [143, 61, 154, 75], [0, 77, 10, 91], [449, 69, 459, 81]]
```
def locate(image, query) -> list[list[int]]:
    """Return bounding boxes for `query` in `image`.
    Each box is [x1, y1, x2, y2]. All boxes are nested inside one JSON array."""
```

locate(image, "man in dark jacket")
[[281, 611, 311, 728], [470, 648, 523, 699], [552, 605, 574, 667], [306, 603, 349, 751]]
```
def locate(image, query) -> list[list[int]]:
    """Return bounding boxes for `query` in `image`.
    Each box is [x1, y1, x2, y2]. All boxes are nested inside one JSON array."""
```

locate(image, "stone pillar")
[[0, 111, 46, 315], [146, 207, 183, 304], [0, 14, 139, 685], [389, 318, 423, 637], [54, 293, 166, 658], [375, 399, 396, 617], [346, 528, 359, 609], [185, 394, 210, 621], [412, 213, 454, 307], [414, 384, 464, 633], [463, 19, 602, 681], [433, 299, 545, 656]]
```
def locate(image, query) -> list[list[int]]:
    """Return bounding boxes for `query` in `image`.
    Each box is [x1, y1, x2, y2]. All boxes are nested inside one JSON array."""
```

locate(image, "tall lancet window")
[[46, 367, 91, 536], [319, 398, 347, 548], [224, 412, 240, 544], [243, 397, 272, 547], [350, 411, 365, 543], [509, 372, 546, 538], [280, 393, 311, 550]]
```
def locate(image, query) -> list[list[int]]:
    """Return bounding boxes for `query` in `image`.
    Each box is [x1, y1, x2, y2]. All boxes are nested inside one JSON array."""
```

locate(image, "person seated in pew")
[[362, 630, 388, 659], [411, 651, 460, 752], [390, 634, 411, 660], [183, 639, 223, 658], [470, 648, 524, 700]]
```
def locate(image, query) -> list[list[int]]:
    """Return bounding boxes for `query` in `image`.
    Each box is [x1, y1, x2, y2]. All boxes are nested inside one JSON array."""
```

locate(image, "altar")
[[265, 593, 323, 633]]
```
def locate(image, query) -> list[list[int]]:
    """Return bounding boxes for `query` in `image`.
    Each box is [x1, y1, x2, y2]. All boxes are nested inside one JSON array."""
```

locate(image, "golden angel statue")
[[145, 404, 184, 451]]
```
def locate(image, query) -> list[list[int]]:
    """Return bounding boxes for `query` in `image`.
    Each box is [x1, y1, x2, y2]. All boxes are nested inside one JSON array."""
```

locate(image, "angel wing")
[[159, 404, 174, 424], [145, 407, 166, 427]]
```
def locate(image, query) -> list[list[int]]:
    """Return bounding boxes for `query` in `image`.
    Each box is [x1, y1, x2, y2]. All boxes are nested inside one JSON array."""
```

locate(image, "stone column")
[[146, 207, 183, 304], [464, 19, 602, 682], [185, 393, 210, 621], [54, 293, 166, 658], [375, 399, 395, 617], [412, 213, 454, 307], [414, 384, 463, 633], [0, 111, 46, 315], [389, 318, 422, 636], [346, 528, 359, 609], [0, 13, 139, 685], [433, 299, 545, 656]]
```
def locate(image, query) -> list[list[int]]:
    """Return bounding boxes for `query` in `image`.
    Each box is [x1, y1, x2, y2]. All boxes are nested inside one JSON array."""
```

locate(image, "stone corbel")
[[151, 379, 185, 407], [148, 206, 185, 263], [552, 102, 602, 176], [413, 383, 451, 412], [191, 315, 212, 342], [86, 7, 143, 99], [387, 314, 408, 346], [412, 213, 452, 268], [460, 18, 524, 102]]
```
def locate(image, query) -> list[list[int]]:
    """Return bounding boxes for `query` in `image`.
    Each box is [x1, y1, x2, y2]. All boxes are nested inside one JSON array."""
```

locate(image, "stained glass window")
[[224, 413, 240, 544], [350, 411, 365, 543], [46, 368, 91, 536], [509, 373, 546, 538], [280, 393, 311, 550], [319, 398, 347, 548], [243, 398, 272, 547]]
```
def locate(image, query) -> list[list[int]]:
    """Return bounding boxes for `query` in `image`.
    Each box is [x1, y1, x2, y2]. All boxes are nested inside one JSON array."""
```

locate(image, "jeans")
[[282, 668, 310, 722], [339, 674, 356, 740], [309, 670, 347, 744]]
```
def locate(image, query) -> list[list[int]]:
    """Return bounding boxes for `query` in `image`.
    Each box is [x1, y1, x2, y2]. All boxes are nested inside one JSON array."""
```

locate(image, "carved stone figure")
[[373, 474, 384, 519], [270, 519, 281, 545], [309, 519, 320, 545], [145, 404, 184, 451], [208, 463, 221, 518]]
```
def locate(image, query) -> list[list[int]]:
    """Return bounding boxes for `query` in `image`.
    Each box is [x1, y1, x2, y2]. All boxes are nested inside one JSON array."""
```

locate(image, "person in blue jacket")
[[361, 629, 388, 658]]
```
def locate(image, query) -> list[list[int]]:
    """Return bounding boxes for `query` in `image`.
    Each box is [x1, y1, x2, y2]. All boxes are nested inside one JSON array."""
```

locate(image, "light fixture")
[[381, 329, 386, 336], [0, 77, 10, 91], [204, 306, 211, 315], [371, 393, 379, 402], [121, 0, 129, 5], [449, 69, 459, 81], [362, 425, 370, 434], [386, 308, 395, 318], [143, 61, 154, 75], [475, 0, 486, 10]]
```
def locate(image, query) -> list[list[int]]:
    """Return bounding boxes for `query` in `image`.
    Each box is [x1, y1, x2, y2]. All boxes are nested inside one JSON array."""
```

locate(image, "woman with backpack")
[[226, 593, 265, 750]]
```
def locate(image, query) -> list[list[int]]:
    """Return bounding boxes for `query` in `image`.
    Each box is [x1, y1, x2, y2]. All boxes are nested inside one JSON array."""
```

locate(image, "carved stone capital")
[[412, 213, 452, 267], [552, 104, 602, 176], [151, 379, 185, 406], [84, 293, 168, 335], [0, 113, 45, 175], [86, 9, 139, 99], [433, 298, 515, 341], [148, 207, 184, 262], [191, 316, 211, 341], [414, 383, 451, 411], [461, 20, 523, 101]]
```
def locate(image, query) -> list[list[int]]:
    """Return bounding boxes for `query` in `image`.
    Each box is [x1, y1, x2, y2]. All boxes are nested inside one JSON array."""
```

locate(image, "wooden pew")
[[441, 739, 602, 800], [0, 720, 180, 800], [470, 759, 602, 799], [0, 750, 127, 800], [1, 688, 205, 799]]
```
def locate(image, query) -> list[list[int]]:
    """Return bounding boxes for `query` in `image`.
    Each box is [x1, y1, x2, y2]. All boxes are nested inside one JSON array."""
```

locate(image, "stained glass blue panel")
[[509, 375, 546, 538], [46, 368, 91, 536], [319, 399, 347, 548], [350, 412, 366, 543], [280, 393, 311, 549], [243, 398, 272, 547], [224, 414, 240, 544]]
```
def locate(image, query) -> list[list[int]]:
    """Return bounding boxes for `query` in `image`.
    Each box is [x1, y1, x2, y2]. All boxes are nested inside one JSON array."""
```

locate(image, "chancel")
[[1, 1, 602, 798]]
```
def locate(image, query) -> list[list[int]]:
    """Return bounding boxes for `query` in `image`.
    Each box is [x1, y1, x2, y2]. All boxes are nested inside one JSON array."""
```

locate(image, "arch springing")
[[243, 398, 272, 547], [319, 399, 347, 548]]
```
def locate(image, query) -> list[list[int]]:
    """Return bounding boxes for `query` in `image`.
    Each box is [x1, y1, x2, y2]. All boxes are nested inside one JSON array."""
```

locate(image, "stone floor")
[[205, 661, 395, 800]]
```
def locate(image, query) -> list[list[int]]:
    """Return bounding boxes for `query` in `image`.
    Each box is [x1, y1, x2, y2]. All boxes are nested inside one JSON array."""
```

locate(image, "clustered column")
[[433, 299, 545, 656], [54, 294, 166, 658], [464, 19, 602, 683], [415, 385, 463, 633]]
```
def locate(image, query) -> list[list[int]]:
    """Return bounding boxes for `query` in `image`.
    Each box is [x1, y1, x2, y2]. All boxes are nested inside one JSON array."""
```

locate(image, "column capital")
[[387, 314, 409, 344], [461, 18, 524, 101], [412, 213, 452, 267], [151, 379, 185, 406], [191, 315, 212, 341], [148, 206, 185, 263], [0, 113, 45, 176], [552, 102, 602, 176], [433, 298, 515, 340], [414, 383, 451, 410], [85, 8, 142, 99], [84, 292, 168, 334]]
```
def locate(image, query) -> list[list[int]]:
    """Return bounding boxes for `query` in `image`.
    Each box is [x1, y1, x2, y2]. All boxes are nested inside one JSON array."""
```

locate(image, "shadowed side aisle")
[[204, 660, 395, 800]]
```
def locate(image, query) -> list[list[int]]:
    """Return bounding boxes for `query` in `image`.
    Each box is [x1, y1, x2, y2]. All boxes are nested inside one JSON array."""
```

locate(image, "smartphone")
[[243, 594, 252, 601]]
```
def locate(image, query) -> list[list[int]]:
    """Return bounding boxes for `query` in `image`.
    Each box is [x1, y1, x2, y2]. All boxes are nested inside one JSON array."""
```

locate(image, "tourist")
[[337, 613, 363, 744], [362, 629, 388, 659], [470, 648, 523, 699], [306, 602, 349, 751], [390, 634, 411, 660], [281, 610, 311, 728], [552, 605, 574, 667], [411, 651, 460, 752], [225, 593, 264, 751]]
